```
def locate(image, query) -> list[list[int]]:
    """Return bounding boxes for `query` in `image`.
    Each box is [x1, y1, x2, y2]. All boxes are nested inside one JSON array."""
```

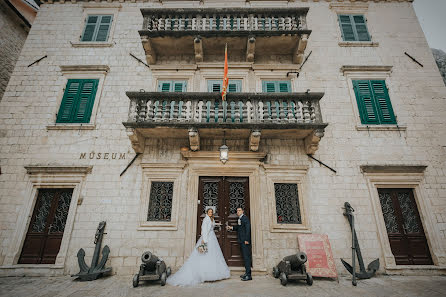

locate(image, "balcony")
[[139, 8, 311, 64], [123, 92, 327, 154]]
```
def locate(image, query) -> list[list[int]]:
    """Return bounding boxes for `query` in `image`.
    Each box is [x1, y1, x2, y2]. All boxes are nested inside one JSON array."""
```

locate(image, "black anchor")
[[341, 202, 379, 286]]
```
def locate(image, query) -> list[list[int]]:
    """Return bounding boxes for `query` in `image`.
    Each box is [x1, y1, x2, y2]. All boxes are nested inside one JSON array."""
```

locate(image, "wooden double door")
[[197, 177, 250, 267], [378, 188, 433, 265], [18, 189, 73, 264]]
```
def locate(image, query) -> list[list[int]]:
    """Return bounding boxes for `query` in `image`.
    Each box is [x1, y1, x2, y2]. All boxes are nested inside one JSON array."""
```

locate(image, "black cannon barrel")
[[141, 251, 160, 270], [283, 252, 307, 269]]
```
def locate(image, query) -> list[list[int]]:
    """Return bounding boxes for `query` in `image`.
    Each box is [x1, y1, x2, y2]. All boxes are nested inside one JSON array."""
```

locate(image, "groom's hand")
[[226, 226, 233, 231], [244, 241, 249, 245]]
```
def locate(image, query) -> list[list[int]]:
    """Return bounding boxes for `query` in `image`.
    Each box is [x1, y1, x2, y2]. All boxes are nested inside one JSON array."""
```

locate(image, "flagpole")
[[222, 43, 228, 122]]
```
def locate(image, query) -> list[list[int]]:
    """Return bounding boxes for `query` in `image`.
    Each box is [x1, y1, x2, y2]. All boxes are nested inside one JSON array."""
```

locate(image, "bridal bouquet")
[[197, 242, 208, 254]]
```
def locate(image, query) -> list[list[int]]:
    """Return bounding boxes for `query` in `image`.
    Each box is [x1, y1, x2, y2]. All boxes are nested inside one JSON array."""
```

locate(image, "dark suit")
[[233, 214, 252, 276]]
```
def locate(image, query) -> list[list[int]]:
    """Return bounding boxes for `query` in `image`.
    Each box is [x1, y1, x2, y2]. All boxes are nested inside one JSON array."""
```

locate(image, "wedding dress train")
[[167, 215, 230, 286]]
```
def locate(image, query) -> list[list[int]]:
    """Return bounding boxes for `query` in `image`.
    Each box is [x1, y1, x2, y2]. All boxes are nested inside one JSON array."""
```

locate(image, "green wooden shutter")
[[81, 15, 99, 41], [174, 81, 187, 92], [353, 15, 371, 41], [228, 80, 241, 92], [208, 80, 241, 92], [339, 15, 356, 41], [56, 79, 98, 123], [370, 80, 396, 124], [262, 81, 291, 92], [353, 80, 380, 125], [159, 82, 171, 92], [95, 15, 113, 42], [158, 81, 187, 92]]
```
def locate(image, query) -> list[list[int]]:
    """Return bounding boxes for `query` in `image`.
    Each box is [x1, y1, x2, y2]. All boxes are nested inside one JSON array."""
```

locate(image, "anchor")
[[72, 221, 112, 281], [340, 202, 379, 286]]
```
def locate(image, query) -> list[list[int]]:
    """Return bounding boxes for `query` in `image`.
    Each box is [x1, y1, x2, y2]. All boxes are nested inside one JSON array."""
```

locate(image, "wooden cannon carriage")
[[272, 252, 313, 286], [132, 251, 171, 287]]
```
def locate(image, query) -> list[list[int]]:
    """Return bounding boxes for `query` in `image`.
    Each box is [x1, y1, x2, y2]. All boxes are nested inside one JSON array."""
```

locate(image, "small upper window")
[[262, 81, 291, 93], [207, 80, 242, 92], [338, 14, 371, 42], [157, 81, 187, 92], [81, 15, 113, 42]]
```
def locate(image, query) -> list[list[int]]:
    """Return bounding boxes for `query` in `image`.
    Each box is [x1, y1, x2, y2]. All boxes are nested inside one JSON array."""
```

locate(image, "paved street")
[[0, 274, 445, 297]]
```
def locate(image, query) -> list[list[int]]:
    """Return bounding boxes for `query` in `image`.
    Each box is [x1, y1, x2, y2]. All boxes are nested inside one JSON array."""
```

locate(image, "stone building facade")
[[0, 0, 445, 277]]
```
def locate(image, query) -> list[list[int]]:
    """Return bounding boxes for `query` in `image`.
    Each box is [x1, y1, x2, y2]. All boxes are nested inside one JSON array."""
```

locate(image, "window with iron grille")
[[274, 183, 301, 224], [147, 182, 174, 221]]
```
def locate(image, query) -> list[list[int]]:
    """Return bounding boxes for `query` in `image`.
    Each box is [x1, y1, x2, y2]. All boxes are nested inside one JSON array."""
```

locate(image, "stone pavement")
[[0, 275, 446, 297]]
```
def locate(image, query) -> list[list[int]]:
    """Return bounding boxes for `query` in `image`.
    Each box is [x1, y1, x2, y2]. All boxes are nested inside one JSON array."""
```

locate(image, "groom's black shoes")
[[240, 274, 246, 278], [241, 275, 252, 281]]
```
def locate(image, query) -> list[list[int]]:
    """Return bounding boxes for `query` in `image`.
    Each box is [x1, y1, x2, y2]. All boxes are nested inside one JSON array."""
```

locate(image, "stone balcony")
[[139, 8, 311, 64], [123, 92, 327, 154]]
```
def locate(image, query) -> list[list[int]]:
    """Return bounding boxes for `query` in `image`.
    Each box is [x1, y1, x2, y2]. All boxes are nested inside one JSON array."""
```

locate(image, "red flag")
[[222, 44, 228, 101]]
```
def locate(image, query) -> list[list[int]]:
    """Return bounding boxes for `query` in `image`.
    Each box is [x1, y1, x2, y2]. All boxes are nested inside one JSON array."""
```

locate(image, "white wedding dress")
[[167, 215, 230, 286]]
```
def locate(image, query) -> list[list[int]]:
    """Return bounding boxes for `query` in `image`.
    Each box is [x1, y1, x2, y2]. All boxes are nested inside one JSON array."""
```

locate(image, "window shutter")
[[56, 80, 81, 123], [370, 80, 396, 124], [81, 16, 99, 42], [353, 15, 371, 41], [74, 80, 98, 123], [228, 84, 237, 92], [174, 81, 187, 92], [56, 79, 98, 123], [353, 80, 380, 125], [95, 15, 113, 42], [159, 82, 171, 92], [262, 81, 291, 92], [339, 15, 356, 41], [208, 80, 241, 92]]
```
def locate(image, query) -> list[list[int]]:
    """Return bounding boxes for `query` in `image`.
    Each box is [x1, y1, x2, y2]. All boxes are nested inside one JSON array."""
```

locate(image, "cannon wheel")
[[160, 272, 167, 286], [306, 272, 313, 286], [167, 267, 171, 277], [132, 274, 139, 288], [279, 272, 287, 286], [272, 266, 280, 278]]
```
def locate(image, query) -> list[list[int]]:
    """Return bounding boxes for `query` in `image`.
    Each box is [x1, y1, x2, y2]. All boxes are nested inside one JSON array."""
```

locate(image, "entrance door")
[[197, 177, 250, 267], [18, 188, 73, 264], [378, 188, 433, 265]]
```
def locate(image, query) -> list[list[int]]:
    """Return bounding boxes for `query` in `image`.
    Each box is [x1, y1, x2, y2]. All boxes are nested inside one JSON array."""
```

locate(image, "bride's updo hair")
[[207, 208, 214, 221]]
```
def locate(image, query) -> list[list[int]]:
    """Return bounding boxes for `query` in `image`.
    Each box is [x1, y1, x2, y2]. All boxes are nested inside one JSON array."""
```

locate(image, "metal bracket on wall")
[[307, 154, 337, 174], [120, 153, 141, 176], [129, 53, 150, 69], [28, 55, 47, 67], [404, 52, 424, 67]]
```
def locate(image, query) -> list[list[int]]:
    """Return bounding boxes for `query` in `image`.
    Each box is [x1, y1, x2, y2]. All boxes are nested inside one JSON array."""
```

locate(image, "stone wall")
[[0, 0, 445, 276], [0, 1, 29, 101]]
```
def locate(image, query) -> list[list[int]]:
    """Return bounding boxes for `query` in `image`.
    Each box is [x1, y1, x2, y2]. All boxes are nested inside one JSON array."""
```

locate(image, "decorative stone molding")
[[338, 41, 379, 47], [249, 130, 261, 152], [82, 2, 122, 8], [25, 166, 93, 175], [181, 150, 267, 162], [329, 2, 369, 13], [246, 36, 256, 63], [188, 128, 200, 151], [360, 165, 427, 174], [126, 128, 145, 153], [59, 65, 110, 74], [304, 129, 324, 155], [193, 36, 203, 63], [70, 41, 114, 48], [341, 65, 393, 75]]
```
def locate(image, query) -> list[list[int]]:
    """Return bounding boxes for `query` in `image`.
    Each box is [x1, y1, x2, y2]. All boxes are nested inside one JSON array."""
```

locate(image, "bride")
[[167, 206, 230, 286]]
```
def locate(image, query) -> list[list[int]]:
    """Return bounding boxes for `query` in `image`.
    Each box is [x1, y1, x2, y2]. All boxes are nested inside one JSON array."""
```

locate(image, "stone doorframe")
[[0, 166, 91, 276], [181, 151, 267, 272], [361, 165, 446, 274]]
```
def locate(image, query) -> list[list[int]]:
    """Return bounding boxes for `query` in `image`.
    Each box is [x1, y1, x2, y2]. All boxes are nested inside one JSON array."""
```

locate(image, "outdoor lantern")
[[219, 144, 229, 164], [219, 131, 229, 164]]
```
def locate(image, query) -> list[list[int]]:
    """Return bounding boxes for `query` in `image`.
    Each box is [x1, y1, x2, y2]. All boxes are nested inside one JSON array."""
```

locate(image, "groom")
[[227, 207, 252, 281]]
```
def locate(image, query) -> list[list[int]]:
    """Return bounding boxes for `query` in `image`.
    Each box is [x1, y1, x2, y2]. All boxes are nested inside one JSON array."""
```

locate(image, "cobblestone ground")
[[0, 275, 445, 297]]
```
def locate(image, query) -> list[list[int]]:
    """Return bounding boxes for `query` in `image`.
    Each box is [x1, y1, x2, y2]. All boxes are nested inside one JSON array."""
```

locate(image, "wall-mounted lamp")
[[219, 131, 229, 164]]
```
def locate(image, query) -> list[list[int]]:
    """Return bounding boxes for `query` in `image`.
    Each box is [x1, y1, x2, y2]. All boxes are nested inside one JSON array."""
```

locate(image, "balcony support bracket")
[[141, 36, 156, 64], [189, 128, 200, 151], [304, 129, 324, 155], [126, 128, 145, 154], [194, 36, 204, 63], [246, 36, 256, 63], [249, 130, 261, 152], [293, 34, 308, 64]]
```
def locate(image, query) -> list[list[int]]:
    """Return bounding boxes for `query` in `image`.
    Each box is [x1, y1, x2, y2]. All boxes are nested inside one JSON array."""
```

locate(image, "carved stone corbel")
[[194, 36, 203, 63], [249, 130, 261, 151], [246, 36, 256, 62], [141, 36, 156, 64], [189, 128, 200, 151], [126, 128, 145, 153], [304, 129, 324, 155], [293, 34, 308, 64]]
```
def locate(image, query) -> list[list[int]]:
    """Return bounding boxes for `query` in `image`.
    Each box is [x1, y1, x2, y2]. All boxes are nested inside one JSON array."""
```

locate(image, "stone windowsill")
[[0, 264, 64, 269], [137, 226, 178, 231], [70, 41, 114, 48], [270, 224, 311, 233], [47, 124, 95, 130], [339, 41, 379, 47], [356, 125, 407, 131]]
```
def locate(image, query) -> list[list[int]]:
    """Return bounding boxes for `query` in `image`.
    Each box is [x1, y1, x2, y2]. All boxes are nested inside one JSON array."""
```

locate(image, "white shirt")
[[238, 213, 243, 226]]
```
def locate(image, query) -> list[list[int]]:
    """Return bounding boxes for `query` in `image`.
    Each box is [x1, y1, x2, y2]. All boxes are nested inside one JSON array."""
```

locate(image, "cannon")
[[272, 252, 313, 286], [132, 251, 171, 287]]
